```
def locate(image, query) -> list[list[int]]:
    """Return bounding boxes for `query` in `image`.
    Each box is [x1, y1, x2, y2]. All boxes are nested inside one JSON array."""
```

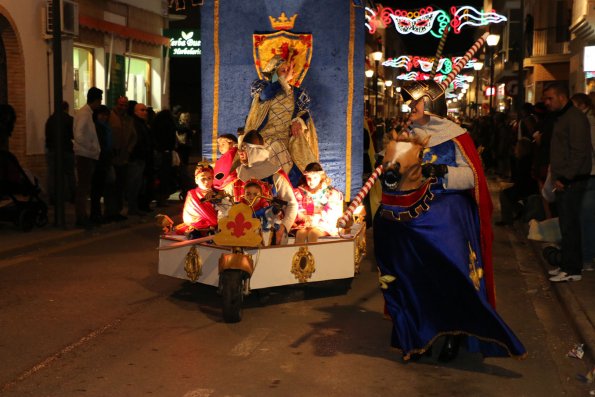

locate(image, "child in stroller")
[[0, 150, 48, 231]]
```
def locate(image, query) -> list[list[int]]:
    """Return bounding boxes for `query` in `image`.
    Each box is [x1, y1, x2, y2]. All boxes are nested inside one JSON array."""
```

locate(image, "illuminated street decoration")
[[364, 7, 378, 34], [389, 7, 450, 38], [450, 6, 508, 34], [365, 5, 507, 36], [383, 55, 478, 74], [396, 72, 469, 89]]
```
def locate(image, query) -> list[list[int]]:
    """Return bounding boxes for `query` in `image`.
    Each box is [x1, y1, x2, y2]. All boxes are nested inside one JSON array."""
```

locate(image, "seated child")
[[235, 130, 298, 245], [293, 162, 344, 243], [241, 179, 271, 214], [213, 133, 238, 196], [176, 163, 230, 239], [241, 179, 283, 246]]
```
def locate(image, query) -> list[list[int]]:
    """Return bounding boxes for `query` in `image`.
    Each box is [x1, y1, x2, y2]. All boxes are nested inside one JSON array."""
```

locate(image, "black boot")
[[407, 346, 433, 362], [438, 335, 460, 363]]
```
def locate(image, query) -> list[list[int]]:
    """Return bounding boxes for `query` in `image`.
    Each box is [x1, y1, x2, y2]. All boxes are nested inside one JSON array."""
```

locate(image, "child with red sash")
[[176, 163, 225, 238]]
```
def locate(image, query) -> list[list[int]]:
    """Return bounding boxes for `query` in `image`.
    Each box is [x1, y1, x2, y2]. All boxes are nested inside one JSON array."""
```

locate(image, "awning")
[[79, 15, 170, 47]]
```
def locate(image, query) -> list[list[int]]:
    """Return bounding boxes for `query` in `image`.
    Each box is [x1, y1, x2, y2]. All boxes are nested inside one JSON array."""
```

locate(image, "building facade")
[[0, 0, 169, 187]]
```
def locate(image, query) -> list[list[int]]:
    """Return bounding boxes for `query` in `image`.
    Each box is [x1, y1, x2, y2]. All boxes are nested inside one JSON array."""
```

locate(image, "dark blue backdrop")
[[201, 0, 364, 200]]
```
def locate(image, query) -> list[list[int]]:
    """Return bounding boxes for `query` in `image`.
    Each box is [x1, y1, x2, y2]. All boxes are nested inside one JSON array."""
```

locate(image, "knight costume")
[[374, 80, 526, 361]]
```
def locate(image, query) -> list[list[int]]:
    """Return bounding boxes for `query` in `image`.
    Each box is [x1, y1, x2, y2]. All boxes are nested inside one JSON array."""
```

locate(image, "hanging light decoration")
[[365, 4, 507, 36]]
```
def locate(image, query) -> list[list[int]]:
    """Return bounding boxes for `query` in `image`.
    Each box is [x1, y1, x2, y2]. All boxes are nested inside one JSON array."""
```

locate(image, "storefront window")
[[125, 57, 151, 106], [73, 46, 94, 110]]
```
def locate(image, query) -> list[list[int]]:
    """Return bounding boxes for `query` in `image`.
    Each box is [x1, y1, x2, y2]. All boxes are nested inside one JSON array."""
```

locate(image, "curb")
[[0, 206, 183, 260], [0, 217, 155, 260], [526, 236, 595, 365]]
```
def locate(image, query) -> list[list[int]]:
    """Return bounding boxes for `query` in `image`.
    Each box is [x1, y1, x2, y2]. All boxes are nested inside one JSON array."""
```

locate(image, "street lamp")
[[384, 79, 393, 119], [487, 34, 500, 114], [473, 61, 484, 117], [396, 85, 402, 117], [371, 50, 383, 121], [365, 68, 374, 115]]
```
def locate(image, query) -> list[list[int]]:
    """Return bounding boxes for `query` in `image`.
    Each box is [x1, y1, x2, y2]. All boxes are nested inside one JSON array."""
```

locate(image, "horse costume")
[[373, 80, 526, 361]]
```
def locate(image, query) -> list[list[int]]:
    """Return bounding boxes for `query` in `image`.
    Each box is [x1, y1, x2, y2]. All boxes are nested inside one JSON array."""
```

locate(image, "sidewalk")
[[491, 177, 595, 365], [0, 199, 183, 260], [520, 226, 595, 362]]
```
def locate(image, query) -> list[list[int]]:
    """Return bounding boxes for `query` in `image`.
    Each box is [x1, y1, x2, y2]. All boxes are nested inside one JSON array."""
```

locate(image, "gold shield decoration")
[[291, 246, 316, 282], [253, 31, 313, 87], [213, 203, 262, 247]]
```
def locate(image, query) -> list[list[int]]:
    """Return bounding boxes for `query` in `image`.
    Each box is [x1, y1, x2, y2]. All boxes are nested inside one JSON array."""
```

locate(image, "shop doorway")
[[0, 11, 26, 158]]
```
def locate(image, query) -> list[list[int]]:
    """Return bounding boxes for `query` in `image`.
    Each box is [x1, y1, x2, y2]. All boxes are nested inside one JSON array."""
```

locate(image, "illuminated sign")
[[365, 5, 507, 36], [485, 87, 495, 96], [164, 29, 201, 57]]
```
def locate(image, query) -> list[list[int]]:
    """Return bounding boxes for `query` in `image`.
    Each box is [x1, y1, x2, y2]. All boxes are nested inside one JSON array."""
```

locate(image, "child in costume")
[[241, 179, 283, 246], [176, 163, 230, 239], [235, 130, 298, 245], [241, 179, 272, 214], [293, 162, 344, 243], [213, 133, 238, 195]]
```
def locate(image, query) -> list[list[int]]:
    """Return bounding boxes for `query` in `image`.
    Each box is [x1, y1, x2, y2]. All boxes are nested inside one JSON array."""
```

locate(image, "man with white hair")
[[235, 130, 297, 245]]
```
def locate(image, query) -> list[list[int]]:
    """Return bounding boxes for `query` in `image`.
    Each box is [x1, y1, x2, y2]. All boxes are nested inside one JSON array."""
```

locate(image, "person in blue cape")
[[374, 80, 527, 362], [244, 53, 319, 187]]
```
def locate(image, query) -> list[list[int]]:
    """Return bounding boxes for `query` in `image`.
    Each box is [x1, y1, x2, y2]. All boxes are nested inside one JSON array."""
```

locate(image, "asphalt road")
[[0, 218, 591, 396]]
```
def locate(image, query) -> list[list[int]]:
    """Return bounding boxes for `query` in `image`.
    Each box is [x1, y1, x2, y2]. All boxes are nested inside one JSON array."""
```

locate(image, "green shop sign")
[[164, 29, 201, 57]]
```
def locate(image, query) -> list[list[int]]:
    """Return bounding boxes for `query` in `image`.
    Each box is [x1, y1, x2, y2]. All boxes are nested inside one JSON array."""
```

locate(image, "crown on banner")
[[269, 12, 298, 30]]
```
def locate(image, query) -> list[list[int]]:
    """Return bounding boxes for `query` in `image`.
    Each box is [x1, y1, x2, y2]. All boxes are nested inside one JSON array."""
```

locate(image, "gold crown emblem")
[[269, 12, 298, 31]]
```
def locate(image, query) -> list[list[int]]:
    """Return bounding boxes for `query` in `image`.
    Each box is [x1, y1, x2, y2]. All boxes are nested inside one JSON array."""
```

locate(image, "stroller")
[[0, 150, 48, 231]]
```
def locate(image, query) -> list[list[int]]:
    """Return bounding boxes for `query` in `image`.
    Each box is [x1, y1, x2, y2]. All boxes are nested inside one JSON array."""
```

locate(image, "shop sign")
[[164, 29, 201, 57]]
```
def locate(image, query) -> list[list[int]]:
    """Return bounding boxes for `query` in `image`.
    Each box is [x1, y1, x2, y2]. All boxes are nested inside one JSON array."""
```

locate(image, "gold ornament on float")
[[291, 246, 316, 282], [184, 245, 202, 282]]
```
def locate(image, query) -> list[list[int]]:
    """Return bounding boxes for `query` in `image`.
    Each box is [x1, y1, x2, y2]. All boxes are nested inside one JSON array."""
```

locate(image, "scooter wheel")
[[220, 269, 245, 323]]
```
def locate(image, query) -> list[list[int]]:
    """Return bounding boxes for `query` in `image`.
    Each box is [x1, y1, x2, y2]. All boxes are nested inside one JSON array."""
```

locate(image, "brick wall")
[[1, 11, 47, 190]]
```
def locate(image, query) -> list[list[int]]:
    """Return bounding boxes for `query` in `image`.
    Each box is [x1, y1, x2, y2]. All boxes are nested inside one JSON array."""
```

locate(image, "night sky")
[[376, 0, 487, 57]]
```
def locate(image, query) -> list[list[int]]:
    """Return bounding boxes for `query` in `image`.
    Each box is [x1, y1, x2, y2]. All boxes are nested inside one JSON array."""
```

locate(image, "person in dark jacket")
[[543, 82, 593, 282], [90, 105, 113, 224], [126, 103, 152, 216], [151, 109, 178, 206], [45, 101, 75, 204], [496, 136, 538, 225]]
